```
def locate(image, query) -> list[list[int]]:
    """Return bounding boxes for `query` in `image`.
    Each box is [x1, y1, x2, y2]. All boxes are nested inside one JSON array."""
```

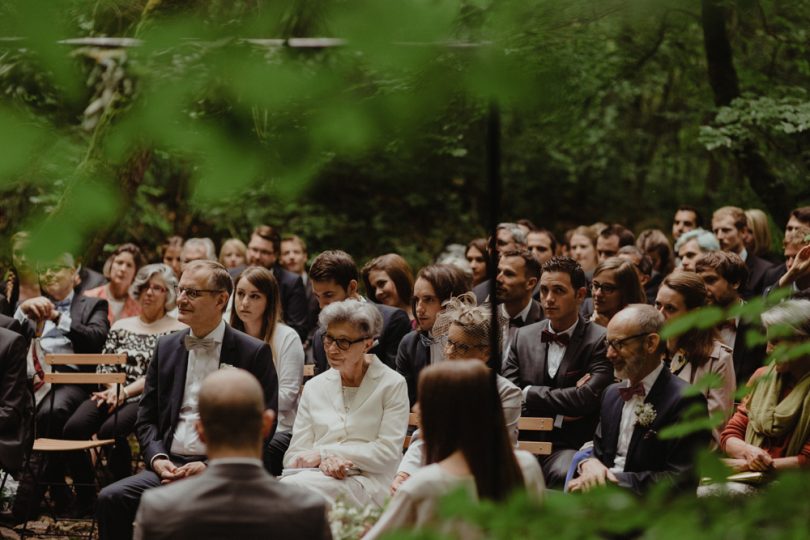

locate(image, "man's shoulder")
[[225, 324, 268, 350], [274, 265, 303, 287], [577, 317, 607, 341], [375, 303, 409, 327], [0, 325, 24, 348]]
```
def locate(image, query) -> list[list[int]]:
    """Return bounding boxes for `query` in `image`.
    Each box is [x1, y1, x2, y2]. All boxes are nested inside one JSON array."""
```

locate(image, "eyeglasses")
[[591, 281, 618, 294], [322, 334, 369, 351], [144, 284, 168, 294], [445, 338, 487, 354], [605, 332, 650, 352], [175, 286, 224, 300]]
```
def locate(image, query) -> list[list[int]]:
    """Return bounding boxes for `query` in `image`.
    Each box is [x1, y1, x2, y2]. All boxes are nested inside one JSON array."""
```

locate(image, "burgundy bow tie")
[[619, 382, 645, 402], [541, 329, 570, 347]]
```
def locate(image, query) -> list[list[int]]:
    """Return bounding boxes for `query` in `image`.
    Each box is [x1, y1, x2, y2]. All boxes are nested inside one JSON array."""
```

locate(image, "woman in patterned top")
[[63, 263, 186, 513]]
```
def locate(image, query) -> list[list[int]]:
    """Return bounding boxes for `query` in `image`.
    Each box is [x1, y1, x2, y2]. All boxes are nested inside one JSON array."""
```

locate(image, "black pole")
[[487, 101, 501, 372]]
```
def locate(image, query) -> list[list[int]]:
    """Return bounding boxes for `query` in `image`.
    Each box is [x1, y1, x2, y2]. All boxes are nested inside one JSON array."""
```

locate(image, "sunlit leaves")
[[659, 306, 725, 340]]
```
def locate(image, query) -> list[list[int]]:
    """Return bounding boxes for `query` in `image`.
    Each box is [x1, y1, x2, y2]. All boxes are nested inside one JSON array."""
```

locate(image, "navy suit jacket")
[[593, 368, 710, 495], [135, 324, 278, 467], [312, 302, 411, 375], [395, 330, 430, 407]]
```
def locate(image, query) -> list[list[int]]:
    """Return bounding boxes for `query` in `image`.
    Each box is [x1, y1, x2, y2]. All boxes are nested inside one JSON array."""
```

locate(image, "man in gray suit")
[[134, 369, 331, 540], [503, 257, 613, 488]]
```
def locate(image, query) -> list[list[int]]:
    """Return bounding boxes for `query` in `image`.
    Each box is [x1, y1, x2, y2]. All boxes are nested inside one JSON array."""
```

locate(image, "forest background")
[[1, 0, 809, 271]]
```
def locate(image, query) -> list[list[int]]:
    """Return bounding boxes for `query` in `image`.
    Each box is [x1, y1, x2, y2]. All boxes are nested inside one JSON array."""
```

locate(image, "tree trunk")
[[701, 0, 789, 223]]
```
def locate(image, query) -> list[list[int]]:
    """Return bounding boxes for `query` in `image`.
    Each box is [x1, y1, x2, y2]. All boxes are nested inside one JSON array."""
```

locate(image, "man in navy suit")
[[569, 304, 710, 495], [96, 260, 278, 540], [308, 250, 410, 374]]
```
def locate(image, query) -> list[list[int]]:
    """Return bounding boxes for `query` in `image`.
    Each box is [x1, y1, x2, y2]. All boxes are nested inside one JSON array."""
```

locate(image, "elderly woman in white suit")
[[281, 299, 410, 507]]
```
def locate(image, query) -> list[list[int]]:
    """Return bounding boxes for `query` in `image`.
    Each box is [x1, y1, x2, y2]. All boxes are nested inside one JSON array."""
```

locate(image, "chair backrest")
[[44, 354, 127, 386], [516, 416, 553, 456], [303, 364, 315, 378]]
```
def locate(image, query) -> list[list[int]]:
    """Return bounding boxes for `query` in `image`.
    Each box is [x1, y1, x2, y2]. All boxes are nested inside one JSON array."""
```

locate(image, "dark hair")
[[790, 206, 810, 226], [160, 236, 183, 256], [419, 360, 524, 501], [636, 229, 674, 274], [617, 245, 653, 277], [677, 205, 703, 228], [541, 256, 587, 290], [252, 225, 282, 255], [309, 250, 358, 291], [230, 266, 282, 365], [466, 238, 492, 284], [660, 271, 715, 367], [529, 229, 558, 254], [103, 243, 145, 279], [361, 254, 414, 307], [516, 218, 537, 232], [694, 251, 748, 288], [599, 224, 636, 247], [412, 264, 471, 316], [501, 249, 541, 280], [593, 257, 646, 306]]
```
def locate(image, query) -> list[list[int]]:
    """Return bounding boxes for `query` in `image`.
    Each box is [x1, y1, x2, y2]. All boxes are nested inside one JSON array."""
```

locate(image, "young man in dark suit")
[[133, 369, 329, 540], [712, 206, 775, 299], [0, 326, 34, 477], [496, 249, 544, 355], [244, 225, 310, 341], [96, 260, 278, 540], [308, 250, 411, 375], [569, 304, 710, 495], [503, 256, 612, 488]]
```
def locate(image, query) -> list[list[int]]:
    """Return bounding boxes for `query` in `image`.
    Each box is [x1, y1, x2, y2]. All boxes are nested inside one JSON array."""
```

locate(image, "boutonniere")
[[219, 363, 235, 370], [634, 402, 656, 429]]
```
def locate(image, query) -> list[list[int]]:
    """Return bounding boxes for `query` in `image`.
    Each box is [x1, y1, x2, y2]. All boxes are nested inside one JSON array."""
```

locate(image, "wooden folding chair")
[[19, 353, 126, 539], [516, 416, 554, 456]]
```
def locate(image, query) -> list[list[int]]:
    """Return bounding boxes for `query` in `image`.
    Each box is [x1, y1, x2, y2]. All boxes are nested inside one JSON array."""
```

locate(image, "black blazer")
[[0, 327, 34, 473], [18, 295, 109, 371], [732, 319, 767, 387], [741, 254, 775, 299], [75, 266, 106, 296], [593, 368, 710, 495], [395, 330, 430, 407], [136, 325, 278, 466], [502, 317, 612, 450], [644, 272, 663, 305], [312, 302, 411, 375], [0, 313, 22, 334], [762, 262, 786, 292]]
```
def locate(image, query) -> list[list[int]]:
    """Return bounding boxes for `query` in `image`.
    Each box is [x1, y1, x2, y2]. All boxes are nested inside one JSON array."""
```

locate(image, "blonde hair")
[[745, 209, 773, 257]]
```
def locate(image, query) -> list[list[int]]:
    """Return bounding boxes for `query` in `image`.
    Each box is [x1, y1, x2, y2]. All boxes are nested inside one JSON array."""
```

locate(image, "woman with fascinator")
[[390, 292, 528, 494], [395, 264, 470, 407]]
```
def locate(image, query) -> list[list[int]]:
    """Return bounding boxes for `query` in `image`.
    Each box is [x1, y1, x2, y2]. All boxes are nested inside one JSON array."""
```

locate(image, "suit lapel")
[[603, 389, 624, 465], [219, 325, 238, 368], [626, 368, 668, 465], [532, 320, 550, 386], [350, 356, 384, 411], [557, 318, 585, 380], [169, 329, 191, 427]]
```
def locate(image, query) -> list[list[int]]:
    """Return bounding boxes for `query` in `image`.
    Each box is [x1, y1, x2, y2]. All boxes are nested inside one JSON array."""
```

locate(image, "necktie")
[[184, 335, 219, 354], [619, 382, 645, 402], [541, 329, 569, 347]]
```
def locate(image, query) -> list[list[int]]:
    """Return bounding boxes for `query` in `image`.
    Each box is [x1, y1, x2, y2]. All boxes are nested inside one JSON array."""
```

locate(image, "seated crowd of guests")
[[0, 204, 809, 539]]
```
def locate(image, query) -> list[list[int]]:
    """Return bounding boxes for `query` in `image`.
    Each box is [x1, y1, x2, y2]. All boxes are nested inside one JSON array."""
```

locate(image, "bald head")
[[197, 369, 272, 455], [606, 304, 664, 383]]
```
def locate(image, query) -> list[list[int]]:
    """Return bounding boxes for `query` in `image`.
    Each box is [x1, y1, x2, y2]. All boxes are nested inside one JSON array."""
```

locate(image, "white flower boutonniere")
[[634, 402, 656, 428], [219, 363, 235, 370]]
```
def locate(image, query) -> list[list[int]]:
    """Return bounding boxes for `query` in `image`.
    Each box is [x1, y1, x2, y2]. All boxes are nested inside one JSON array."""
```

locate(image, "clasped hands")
[[152, 458, 207, 485], [724, 444, 773, 473], [90, 387, 126, 412], [567, 458, 618, 493], [290, 450, 355, 479]]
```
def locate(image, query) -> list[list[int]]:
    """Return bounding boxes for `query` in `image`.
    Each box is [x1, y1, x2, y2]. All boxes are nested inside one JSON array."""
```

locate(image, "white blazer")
[[284, 355, 410, 498]]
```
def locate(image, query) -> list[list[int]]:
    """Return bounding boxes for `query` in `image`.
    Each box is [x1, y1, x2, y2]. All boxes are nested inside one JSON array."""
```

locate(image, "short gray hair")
[[130, 263, 178, 311], [761, 299, 810, 338], [319, 300, 383, 339], [183, 237, 217, 261], [497, 222, 527, 247], [674, 228, 720, 253]]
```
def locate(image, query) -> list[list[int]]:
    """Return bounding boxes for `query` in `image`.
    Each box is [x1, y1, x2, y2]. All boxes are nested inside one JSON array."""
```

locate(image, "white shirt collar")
[[191, 318, 226, 341], [500, 299, 533, 323], [739, 248, 749, 262], [209, 457, 263, 468]]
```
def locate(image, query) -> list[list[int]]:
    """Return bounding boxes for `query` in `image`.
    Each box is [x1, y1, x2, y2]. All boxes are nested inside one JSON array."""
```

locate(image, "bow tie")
[[541, 329, 569, 347], [184, 335, 220, 354], [509, 317, 524, 329], [619, 382, 646, 402], [53, 299, 72, 312], [418, 332, 436, 349]]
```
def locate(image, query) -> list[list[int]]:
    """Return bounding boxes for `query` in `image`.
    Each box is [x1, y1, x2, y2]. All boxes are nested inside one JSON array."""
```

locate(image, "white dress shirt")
[[611, 362, 664, 473], [170, 319, 226, 457], [546, 319, 578, 379]]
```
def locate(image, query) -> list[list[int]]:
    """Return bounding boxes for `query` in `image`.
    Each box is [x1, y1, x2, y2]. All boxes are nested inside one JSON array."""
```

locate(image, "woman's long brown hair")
[[230, 266, 282, 366]]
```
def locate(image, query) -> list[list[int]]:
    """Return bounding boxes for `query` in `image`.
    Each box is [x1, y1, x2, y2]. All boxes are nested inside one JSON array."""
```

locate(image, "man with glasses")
[[96, 260, 278, 540], [568, 304, 709, 495], [503, 256, 612, 488], [308, 250, 410, 375]]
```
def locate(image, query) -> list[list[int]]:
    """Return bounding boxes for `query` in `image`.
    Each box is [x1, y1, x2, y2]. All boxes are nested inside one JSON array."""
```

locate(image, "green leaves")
[[659, 306, 725, 340]]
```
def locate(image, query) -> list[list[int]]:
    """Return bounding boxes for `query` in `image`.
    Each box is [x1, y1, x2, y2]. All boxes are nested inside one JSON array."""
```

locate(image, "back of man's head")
[[198, 369, 268, 455], [309, 250, 358, 289]]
